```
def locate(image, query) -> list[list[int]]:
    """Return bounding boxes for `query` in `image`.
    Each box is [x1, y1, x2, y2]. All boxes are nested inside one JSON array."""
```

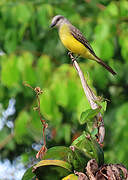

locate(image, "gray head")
[[50, 15, 69, 28]]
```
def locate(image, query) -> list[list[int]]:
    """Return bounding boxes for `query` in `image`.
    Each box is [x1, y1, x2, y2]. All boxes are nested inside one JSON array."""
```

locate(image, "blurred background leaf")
[[0, 0, 128, 179]]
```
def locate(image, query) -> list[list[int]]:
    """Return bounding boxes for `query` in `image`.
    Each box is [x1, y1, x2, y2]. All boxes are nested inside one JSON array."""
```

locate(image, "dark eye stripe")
[[56, 16, 64, 23], [56, 17, 61, 22]]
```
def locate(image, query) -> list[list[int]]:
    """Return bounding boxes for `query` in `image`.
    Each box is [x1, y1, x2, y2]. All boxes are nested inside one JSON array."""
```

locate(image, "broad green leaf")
[[43, 146, 74, 163], [80, 108, 100, 125], [33, 160, 72, 180], [42, 146, 90, 172], [22, 167, 35, 180], [33, 159, 72, 172], [62, 174, 78, 180], [71, 132, 104, 166], [71, 147, 90, 172]]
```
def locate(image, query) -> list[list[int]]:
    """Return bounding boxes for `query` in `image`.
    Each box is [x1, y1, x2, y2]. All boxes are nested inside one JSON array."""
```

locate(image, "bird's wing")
[[69, 25, 96, 56]]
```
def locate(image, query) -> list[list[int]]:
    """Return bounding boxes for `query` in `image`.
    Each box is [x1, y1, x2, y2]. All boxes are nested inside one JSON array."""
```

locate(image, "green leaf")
[[33, 159, 72, 172], [91, 128, 98, 137], [100, 101, 107, 114], [62, 174, 78, 180], [22, 167, 35, 180], [94, 100, 107, 115], [71, 147, 90, 172], [80, 108, 100, 125], [33, 160, 72, 180], [42, 146, 90, 172], [43, 146, 74, 163], [71, 132, 104, 166]]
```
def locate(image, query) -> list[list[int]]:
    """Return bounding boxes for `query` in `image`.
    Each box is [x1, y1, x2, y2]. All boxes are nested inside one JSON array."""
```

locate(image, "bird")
[[50, 15, 116, 75]]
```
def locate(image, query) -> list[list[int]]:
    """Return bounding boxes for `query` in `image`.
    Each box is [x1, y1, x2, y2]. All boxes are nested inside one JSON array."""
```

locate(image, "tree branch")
[[68, 52, 105, 144]]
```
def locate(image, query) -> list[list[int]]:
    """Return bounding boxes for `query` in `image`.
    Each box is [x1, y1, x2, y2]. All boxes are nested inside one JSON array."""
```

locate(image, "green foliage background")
[[0, 0, 128, 175]]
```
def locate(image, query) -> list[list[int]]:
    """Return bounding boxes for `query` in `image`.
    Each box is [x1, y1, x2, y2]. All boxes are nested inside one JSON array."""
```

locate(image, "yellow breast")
[[59, 24, 95, 60]]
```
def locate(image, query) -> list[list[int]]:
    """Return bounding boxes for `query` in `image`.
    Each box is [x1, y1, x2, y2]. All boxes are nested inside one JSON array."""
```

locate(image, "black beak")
[[50, 22, 56, 28]]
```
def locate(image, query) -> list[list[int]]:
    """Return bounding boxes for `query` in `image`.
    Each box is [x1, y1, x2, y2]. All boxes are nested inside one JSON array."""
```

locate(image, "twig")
[[68, 52, 105, 144], [23, 82, 48, 159], [34, 87, 48, 147]]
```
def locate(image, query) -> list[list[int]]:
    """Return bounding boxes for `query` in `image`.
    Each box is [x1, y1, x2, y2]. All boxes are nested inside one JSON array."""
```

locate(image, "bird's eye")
[[56, 17, 62, 23], [56, 18, 60, 22]]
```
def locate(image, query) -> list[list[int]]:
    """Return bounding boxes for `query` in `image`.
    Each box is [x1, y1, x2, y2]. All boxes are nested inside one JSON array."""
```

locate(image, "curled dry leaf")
[[74, 171, 88, 180], [36, 145, 47, 159], [86, 159, 98, 180], [96, 163, 128, 180], [82, 159, 128, 180]]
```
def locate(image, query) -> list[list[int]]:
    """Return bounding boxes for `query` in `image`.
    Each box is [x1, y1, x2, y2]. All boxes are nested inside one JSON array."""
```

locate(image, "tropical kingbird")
[[50, 15, 116, 75]]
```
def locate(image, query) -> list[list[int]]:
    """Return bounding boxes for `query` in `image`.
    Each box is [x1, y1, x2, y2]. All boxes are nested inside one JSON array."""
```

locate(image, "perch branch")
[[68, 52, 105, 144], [68, 52, 99, 109]]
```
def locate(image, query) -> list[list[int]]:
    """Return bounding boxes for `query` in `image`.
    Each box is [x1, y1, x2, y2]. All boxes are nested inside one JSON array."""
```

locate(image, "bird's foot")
[[68, 52, 79, 63], [75, 55, 80, 60]]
